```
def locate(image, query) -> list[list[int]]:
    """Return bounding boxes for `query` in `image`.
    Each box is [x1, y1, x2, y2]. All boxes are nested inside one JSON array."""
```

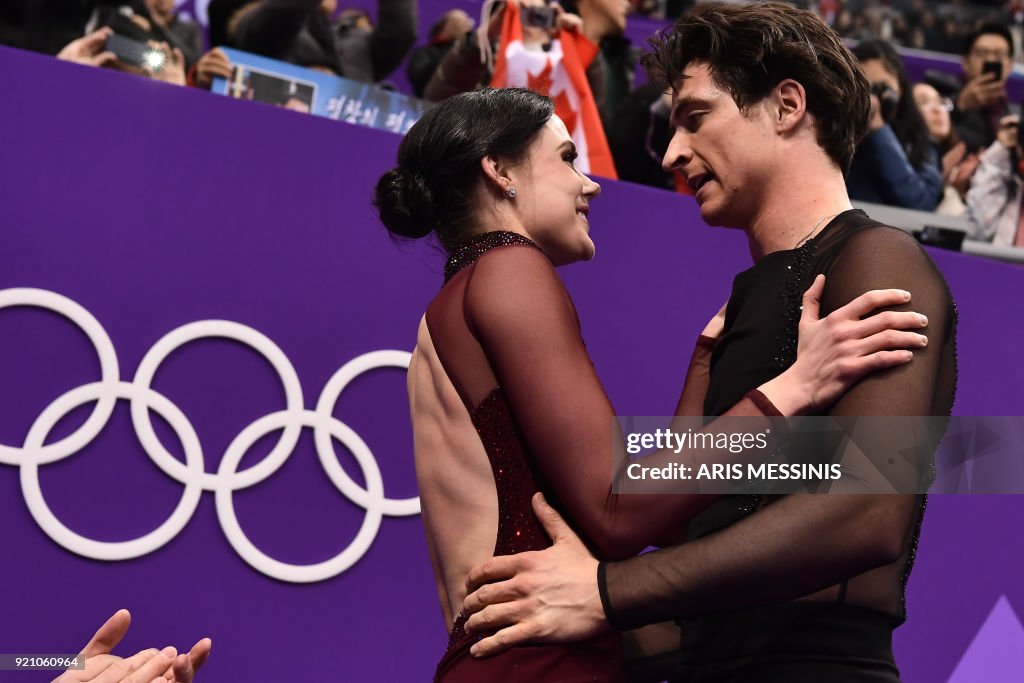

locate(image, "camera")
[[870, 82, 899, 123], [104, 33, 167, 72], [522, 2, 557, 30]]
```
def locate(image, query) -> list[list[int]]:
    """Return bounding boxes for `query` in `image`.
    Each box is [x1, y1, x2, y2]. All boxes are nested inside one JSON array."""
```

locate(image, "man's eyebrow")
[[670, 95, 711, 125]]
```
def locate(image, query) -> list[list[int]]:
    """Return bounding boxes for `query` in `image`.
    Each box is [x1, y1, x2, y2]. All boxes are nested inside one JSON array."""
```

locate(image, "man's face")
[[663, 63, 776, 229], [964, 33, 1012, 83]]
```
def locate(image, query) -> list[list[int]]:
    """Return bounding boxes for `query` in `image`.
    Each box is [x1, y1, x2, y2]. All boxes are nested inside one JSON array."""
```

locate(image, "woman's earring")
[[506, 187, 517, 199]]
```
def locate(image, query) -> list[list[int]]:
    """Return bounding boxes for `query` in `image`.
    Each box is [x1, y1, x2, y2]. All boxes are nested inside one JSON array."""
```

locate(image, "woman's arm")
[[464, 247, 926, 560]]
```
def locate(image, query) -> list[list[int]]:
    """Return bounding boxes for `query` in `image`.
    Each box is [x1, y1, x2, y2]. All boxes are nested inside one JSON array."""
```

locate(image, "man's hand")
[[958, 72, 1006, 111], [57, 28, 117, 68], [462, 493, 609, 657], [193, 48, 232, 90], [51, 610, 211, 683]]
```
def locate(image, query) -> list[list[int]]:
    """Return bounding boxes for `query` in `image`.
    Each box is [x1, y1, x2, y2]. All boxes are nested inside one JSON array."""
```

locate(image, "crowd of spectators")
[[1, 0, 1023, 248]]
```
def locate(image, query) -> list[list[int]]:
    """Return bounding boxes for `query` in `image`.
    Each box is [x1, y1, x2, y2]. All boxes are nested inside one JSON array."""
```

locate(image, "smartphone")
[[104, 33, 163, 71], [982, 60, 1003, 82]]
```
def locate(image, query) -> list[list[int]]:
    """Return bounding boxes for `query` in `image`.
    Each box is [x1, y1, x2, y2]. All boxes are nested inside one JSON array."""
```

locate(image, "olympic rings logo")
[[0, 288, 418, 584]]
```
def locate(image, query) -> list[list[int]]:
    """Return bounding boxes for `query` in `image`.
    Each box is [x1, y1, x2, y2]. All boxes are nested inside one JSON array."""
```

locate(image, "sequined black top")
[[600, 210, 958, 631]]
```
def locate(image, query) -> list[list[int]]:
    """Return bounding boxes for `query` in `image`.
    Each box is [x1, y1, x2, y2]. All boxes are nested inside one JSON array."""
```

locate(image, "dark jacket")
[[233, 0, 416, 83], [847, 124, 944, 211]]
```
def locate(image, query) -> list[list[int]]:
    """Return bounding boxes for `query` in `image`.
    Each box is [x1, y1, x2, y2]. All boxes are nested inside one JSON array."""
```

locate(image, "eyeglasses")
[[971, 48, 1011, 61]]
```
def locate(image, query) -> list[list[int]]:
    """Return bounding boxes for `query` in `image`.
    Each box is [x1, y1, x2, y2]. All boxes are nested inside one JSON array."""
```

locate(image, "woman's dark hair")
[[852, 40, 933, 170], [643, 2, 871, 173], [374, 88, 554, 251]]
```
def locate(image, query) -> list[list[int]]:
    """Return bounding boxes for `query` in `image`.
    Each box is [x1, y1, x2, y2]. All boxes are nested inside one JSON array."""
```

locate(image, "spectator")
[[53, 22, 186, 86], [0, 0, 125, 55], [847, 40, 944, 210], [139, 0, 204, 69], [965, 114, 1024, 246], [424, 0, 630, 126], [953, 22, 1015, 152], [76, 2, 201, 70], [231, 0, 417, 83], [913, 81, 981, 215], [406, 9, 474, 98], [607, 84, 677, 190], [55, 26, 117, 67], [559, 0, 634, 127]]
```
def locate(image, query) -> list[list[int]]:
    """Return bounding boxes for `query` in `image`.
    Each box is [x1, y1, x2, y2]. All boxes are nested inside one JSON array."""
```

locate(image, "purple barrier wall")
[[2, 46, 1023, 682]]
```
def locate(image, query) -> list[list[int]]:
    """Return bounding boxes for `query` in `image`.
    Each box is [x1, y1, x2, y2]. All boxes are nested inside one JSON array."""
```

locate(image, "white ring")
[[0, 288, 119, 466], [131, 320, 304, 491], [216, 409, 383, 583], [20, 381, 203, 560], [314, 350, 419, 517]]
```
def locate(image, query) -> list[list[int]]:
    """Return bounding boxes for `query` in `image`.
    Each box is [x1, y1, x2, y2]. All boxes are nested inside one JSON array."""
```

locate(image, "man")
[[460, 4, 956, 681], [406, 9, 474, 98], [953, 22, 1015, 153]]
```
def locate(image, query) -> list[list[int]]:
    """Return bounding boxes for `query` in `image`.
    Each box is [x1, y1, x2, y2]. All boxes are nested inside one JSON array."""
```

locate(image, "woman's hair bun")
[[374, 167, 436, 239]]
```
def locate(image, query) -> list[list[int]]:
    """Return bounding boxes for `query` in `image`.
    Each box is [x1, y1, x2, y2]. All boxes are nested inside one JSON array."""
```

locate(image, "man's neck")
[[744, 165, 853, 262]]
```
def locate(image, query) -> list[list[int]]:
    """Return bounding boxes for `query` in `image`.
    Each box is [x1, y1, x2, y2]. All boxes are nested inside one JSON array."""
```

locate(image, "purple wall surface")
[[1, 45, 1023, 682]]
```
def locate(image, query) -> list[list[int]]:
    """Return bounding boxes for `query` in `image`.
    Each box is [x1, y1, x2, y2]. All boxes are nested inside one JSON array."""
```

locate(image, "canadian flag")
[[489, 3, 618, 179]]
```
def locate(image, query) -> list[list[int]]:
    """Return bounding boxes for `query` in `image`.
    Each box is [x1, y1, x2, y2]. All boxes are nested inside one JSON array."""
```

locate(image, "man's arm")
[[232, 0, 319, 58], [368, 0, 417, 82]]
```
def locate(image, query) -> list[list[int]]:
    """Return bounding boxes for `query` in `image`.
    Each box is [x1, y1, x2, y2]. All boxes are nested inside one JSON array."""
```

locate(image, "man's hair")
[[963, 22, 1015, 59], [643, 2, 870, 173]]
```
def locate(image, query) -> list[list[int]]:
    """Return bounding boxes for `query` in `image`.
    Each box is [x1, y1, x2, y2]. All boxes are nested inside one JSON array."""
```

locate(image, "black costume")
[[599, 210, 958, 682]]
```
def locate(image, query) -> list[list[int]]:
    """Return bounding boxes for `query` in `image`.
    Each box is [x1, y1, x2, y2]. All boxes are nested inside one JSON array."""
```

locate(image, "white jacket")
[[965, 141, 1023, 246]]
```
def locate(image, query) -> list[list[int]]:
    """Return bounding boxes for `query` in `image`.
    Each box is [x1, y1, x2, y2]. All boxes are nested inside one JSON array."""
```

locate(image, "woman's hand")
[[758, 274, 929, 416]]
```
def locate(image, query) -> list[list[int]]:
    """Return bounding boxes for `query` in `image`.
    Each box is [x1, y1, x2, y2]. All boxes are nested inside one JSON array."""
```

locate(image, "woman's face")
[[509, 115, 601, 265], [861, 58, 900, 97], [913, 83, 952, 142]]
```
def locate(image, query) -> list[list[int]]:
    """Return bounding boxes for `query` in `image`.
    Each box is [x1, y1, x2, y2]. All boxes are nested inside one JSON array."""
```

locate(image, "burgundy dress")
[[424, 232, 782, 682]]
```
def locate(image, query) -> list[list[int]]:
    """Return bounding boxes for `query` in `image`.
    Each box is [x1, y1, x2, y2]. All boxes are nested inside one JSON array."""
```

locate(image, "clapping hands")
[[52, 610, 210, 683]]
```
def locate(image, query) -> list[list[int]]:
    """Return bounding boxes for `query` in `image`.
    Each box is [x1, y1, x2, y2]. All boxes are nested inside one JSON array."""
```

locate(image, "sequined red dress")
[[424, 232, 784, 682]]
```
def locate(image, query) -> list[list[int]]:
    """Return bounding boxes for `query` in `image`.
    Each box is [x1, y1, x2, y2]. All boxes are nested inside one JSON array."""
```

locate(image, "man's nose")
[[662, 129, 692, 173]]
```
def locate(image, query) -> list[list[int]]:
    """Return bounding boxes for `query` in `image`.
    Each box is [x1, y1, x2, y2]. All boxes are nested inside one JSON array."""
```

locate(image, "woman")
[[847, 40, 944, 211], [912, 81, 980, 216], [375, 88, 929, 681]]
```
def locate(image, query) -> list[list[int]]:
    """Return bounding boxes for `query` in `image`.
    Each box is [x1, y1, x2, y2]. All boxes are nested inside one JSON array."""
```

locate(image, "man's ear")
[[772, 79, 808, 134], [479, 155, 514, 196]]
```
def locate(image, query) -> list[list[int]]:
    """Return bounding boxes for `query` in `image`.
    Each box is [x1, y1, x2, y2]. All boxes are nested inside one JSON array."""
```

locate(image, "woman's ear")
[[480, 155, 514, 196], [773, 79, 808, 133]]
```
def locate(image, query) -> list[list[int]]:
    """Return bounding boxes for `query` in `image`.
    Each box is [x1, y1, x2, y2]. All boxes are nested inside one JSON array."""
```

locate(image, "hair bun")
[[374, 168, 436, 239]]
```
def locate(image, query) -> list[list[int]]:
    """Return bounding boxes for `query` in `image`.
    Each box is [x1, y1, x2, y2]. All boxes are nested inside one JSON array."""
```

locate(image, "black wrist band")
[[597, 561, 620, 631]]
